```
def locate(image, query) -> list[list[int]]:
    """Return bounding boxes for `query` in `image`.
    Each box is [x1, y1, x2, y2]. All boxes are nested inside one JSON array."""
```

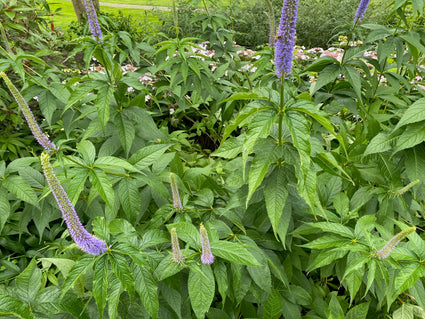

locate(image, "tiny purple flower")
[[170, 173, 183, 211], [40, 152, 108, 255], [275, 0, 299, 78], [0, 72, 58, 152], [170, 228, 184, 264], [375, 226, 416, 260], [354, 0, 370, 23], [82, 0, 103, 43], [200, 223, 214, 264]]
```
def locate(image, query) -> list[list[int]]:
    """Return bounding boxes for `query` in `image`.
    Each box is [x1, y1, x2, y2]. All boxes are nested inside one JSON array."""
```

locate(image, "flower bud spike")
[[82, 0, 103, 43], [375, 226, 416, 260], [354, 0, 370, 24], [200, 223, 214, 264], [170, 173, 183, 211], [41, 152, 108, 255], [0, 72, 58, 152], [170, 228, 184, 264]]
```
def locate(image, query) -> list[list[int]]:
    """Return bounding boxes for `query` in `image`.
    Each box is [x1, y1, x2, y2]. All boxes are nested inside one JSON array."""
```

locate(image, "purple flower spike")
[[40, 152, 108, 255], [0, 72, 58, 152], [375, 226, 416, 260], [354, 0, 370, 23], [200, 223, 214, 264], [170, 173, 183, 211], [82, 0, 103, 43], [275, 0, 299, 78], [170, 228, 184, 264]]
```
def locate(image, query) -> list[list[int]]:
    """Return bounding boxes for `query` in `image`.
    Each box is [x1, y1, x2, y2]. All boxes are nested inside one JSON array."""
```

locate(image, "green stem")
[[278, 79, 285, 145]]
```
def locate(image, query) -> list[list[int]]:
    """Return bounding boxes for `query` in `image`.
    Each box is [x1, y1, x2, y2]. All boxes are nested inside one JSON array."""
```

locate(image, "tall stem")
[[278, 79, 285, 145]]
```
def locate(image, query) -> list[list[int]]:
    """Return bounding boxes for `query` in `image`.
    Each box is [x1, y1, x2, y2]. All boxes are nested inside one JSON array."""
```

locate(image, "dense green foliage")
[[1, 0, 425, 318]]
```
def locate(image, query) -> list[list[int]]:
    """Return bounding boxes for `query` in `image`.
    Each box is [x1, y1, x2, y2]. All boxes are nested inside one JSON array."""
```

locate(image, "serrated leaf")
[[134, 266, 159, 319], [223, 92, 268, 102], [0, 294, 34, 319], [107, 273, 122, 319], [395, 98, 425, 129], [118, 178, 141, 222], [405, 145, 425, 182], [110, 253, 134, 295], [88, 168, 114, 209], [15, 259, 42, 305], [211, 135, 244, 159], [211, 241, 262, 266], [264, 167, 288, 238], [77, 140, 96, 165], [300, 234, 349, 249], [346, 302, 370, 319], [39, 258, 75, 278], [166, 222, 200, 249], [213, 262, 228, 304], [93, 255, 108, 318], [67, 167, 89, 205], [155, 255, 184, 281], [364, 132, 393, 156], [129, 144, 172, 170], [2, 175, 38, 207], [115, 113, 135, 157], [307, 248, 348, 272], [394, 263, 425, 298], [0, 187, 10, 232], [188, 264, 215, 319], [342, 65, 362, 101], [311, 63, 341, 95], [61, 255, 94, 299], [264, 290, 282, 319], [394, 122, 425, 153], [94, 156, 139, 172], [64, 80, 104, 113], [97, 84, 113, 132], [305, 222, 354, 238]]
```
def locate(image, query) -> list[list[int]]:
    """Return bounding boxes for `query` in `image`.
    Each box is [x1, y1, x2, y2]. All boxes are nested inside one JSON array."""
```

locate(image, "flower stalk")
[[200, 223, 214, 264], [170, 173, 183, 211], [375, 226, 416, 260], [82, 0, 103, 43], [0, 72, 58, 152], [353, 0, 370, 24], [170, 228, 184, 264], [41, 152, 108, 255], [275, 0, 299, 78]]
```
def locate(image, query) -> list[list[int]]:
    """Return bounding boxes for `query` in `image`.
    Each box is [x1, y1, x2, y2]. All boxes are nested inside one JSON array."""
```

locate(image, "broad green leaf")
[[166, 222, 200, 249], [211, 241, 261, 266], [110, 253, 134, 295], [0, 294, 34, 319], [392, 303, 414, 319], [134, 266, 159, 319], [394, 263, 425, 298], [305, 222, 354, 238], [129, 144, 172, 170], [284, 110, 311, 170], [300, 234, 349, 249], [213, 262, 228, 304], [37, 90, 58, 125], [88, 168, 114, 209], [97, 84, 113, 132], [2, 175, 38, 207], [263, 290, 283, 319], [304, 55, 339, 72], [264, 167, 288, 238], [93, 255, 108, 318], [77, 140, 96, 165], [307, 248, 348, 272], [394, 122, 425, 153], [188, 264, 215, 319], [311, 63, 341, 95], [61, 255, 95, 299], [118, 178, 141, 222], [405, 145, 425, 182], [155, 255, 183, 281], [342, 65, 362, 101], [107, 273, 122, 319], [289, 285, 312, 306], [5, 157, 39, 174], [364, 132, 393, 156], [223, 92, 268, 102], [115, 113, 135, 157], [67, 167, 89, 205], [64, 80, 105, 113], [346, 302, 370, 319], [290, 100, 335, 134], [0, 187, 10, 232], [345, 268, 363, 301], [395, 98, 425, 129], [39, 258, 75, 278], [211, 135, 244, 159], [15, 259, 42, 305], [94, 156, 139, 172]]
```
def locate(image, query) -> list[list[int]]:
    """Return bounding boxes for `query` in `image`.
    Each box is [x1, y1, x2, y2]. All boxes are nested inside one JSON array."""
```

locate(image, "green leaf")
[[311, 63, 341, 95], [188, 264, 215, 319], [304, 222, 354, 238], [284, 110, 311, 171], [0, 187, 10, 232], [307, 248, 348, 272], [61, 255, 95, 299], [15, 259, 42, 305], [395, 98, 425, 129], [110, 253, 134, 295], [394, 263, 425, 298], [223, 92, 268, 102], [88, 168, 114, 209], [134, 266, 159, 319], [39, 258, 75, 278], [0, 294, 34, 319], [166, 222, 200, 249], [2, 175, 38, 207], [211, 135, 244, 159], [213, 262, 228, 304], [364, 132, 394, 156], [129, 144, 172, 170], [64, 80, 105, 113], [77, 140, 96, 165], [94, 156, 139, 172], [342, 65, 362, 101], [115, 113, 135, 157], [67, 167, 89, 205], [264, 290, 283, 319], [394, 122, 425, 153], [155, 255, 183, 281], [211, 241, 262, 266], [97, 84, 113, 132], [345, 268, 363, 301], [392, 303, 414, 319], [118, 178, 141, 222], [346, 302, 370, 319], [93, 255, 108, 318], [405, 145, 425, 182], [264, 167, 288, 238], [107, 273, 122, 319], [300, 234, 349, 249]]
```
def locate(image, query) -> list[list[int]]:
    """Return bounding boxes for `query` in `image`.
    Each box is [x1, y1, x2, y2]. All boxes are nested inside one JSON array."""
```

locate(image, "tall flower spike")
[[200, 223, 214, 264], [40, 152, 108, 255], [170, 228, 184, 264], [170, 173, 183, 211], [275, 0, 299, 78], [82, 0, 103, 43], [354, 0, 370, 23], [0, 72, 58, 152], [375, 226, 416, 260]]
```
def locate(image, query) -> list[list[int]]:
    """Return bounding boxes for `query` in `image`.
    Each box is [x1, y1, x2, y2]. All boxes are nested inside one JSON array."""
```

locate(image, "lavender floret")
[[170, 228, 184, 264], [0, 72, 58, 152], [41, 152, 108, 255], [275, 0, 299, 78], [200, 223, 214, 264], [354, 0, 370, 23], [82, 0, 103, 43]]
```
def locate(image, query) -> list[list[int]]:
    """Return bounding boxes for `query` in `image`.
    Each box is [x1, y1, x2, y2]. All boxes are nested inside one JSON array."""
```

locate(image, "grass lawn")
[[101, 0, 172, 6], [47, 0, 162, 28]]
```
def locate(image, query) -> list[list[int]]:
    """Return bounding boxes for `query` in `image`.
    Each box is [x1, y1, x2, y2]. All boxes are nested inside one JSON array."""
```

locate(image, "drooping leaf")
[[263, 290, 283, 319], [211, 241, 262, 266], [188, 264, 215, 319], [93, 255, 108, 318], [0, 294, 34, 319], [134, 265, 159, 319]]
